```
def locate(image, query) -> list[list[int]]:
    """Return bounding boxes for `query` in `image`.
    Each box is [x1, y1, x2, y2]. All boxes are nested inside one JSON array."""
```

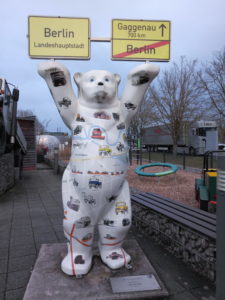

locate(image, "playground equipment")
[[135, 163, 178, 177], [195, 150, 225, 211]]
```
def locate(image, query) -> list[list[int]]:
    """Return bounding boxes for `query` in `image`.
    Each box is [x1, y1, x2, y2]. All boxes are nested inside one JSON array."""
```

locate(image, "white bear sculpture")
[[38, 61, 159, 277]]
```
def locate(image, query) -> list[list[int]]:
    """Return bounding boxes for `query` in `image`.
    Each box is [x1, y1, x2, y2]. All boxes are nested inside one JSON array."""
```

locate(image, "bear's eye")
[[105, 77, 109, 82], [89, 77, 95, 82]]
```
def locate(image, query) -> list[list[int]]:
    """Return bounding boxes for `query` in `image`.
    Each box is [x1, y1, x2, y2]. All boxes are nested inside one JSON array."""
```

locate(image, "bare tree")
[[198, 48, 225, 142], [198, 48, 225, 117], [129, 97, 158, 144], [145, 57, 206, 154]]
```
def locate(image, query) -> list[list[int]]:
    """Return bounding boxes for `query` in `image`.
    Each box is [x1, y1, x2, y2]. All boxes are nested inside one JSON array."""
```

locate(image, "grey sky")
[[1, 0, 225, 133]]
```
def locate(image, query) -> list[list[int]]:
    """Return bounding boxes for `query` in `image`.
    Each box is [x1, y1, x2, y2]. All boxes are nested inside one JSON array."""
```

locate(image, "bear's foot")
[[61, 245, 92, 276], [99, 245, 131, 270]]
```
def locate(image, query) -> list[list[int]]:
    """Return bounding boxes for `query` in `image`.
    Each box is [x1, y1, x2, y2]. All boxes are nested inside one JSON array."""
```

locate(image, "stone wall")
[[132, 202, 216, 283], [0, 153, 15, 196]]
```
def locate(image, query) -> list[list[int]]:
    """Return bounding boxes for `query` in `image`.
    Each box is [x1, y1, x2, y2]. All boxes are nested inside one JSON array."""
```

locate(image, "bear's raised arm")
[[121, 63, 159, 126], [38, 61, 77, 129]]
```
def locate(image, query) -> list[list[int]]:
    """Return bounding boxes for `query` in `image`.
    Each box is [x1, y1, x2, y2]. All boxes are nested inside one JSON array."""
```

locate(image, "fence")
[[129, 149, 221, 171]]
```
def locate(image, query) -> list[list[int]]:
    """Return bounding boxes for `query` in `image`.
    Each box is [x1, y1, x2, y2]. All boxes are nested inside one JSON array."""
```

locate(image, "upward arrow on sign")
[[159, 24, 167, 37]]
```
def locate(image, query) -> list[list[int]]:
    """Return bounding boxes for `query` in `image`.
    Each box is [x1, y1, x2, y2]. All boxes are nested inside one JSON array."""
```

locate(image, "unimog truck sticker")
[[67, 196, 80, 212], [115, 202, 128, 215], [99, 145, 112, 157], [59, 97, 72, 107], [88, 177, 102, 189]]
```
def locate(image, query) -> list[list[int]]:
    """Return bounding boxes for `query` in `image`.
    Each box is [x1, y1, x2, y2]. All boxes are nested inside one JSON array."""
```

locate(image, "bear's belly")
[[69, 152, 128, 199], [69, 116, 129, 217], [69, 154, 128, 222]]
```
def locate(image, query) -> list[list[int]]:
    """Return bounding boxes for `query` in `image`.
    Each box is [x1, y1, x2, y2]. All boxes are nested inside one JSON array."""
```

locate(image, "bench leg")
[[200, 200, 208, 211]]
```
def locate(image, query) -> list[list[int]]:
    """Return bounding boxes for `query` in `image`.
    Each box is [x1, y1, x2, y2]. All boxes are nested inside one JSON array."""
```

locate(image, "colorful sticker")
[[75, 216, 91, 228], [94, 111, 111, 120], [99, 145, 112, 156], [88, 177, 102, 189], [106, 252, 123, 260], [117, 122, 125, 130], [116, 142, 125, 152], [124, 102, 137, 110], [74, 255, 85, 264], [82, 193, 96, 206], [67, 196, 80, 212], [115, 202, 128, 215], [122, 218, 130, 226], [103, 219, 114, 226], [82, 233, 93, 242], [91, 128, 105, 139], [59, 97, 71, 107], [104, 234, 116, 240], [50, 71, 66, 87], [112, 113, 120, 121], [74, 125, 82, 135], [76, 114, 85, 122]]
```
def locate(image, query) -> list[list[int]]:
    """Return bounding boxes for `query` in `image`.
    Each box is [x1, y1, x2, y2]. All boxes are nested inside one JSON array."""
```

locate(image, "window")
[[196, 128, 206, 137]]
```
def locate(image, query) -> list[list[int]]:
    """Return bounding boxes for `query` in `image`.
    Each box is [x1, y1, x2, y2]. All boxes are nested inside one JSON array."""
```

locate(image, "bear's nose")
[[98, 82, 104, 86]]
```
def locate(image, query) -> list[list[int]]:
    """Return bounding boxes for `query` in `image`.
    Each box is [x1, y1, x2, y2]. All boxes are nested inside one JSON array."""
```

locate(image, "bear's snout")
[[98, 82, 104, 86]]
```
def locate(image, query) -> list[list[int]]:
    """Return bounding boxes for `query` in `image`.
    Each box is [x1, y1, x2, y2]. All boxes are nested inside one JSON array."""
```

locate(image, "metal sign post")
[[216, 153, 225, 300]]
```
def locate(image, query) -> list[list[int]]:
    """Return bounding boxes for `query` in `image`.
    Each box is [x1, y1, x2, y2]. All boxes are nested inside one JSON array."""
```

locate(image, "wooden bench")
[[131, 192, 216, 240]]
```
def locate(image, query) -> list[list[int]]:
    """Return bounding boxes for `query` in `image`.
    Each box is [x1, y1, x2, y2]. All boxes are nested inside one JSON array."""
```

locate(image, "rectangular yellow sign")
[[112, 19, 171, 61], [112, 40, 170, 60], [28, 16, 90, 59]]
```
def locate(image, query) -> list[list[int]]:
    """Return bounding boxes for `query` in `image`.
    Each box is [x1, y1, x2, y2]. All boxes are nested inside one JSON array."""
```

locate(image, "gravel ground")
[[127, 164, 201, 208]]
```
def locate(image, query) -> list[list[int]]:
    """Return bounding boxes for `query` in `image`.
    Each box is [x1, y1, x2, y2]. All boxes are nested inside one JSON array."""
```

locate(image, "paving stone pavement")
[[0, 164, 215, 300]]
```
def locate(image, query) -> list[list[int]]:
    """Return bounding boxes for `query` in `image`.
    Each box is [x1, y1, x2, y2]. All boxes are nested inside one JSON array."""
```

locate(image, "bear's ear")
[[114, 73, 121, 85], [74, 72, 82, 85]]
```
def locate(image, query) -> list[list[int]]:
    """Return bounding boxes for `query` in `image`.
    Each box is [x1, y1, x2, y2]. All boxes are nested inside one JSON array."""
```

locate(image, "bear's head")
[[74, 70, 121, 109]]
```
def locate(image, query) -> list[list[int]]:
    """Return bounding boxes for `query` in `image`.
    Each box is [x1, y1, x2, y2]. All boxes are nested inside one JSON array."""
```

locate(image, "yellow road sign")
[[28, 16, 90, 59], [112, 19, 171, 61]]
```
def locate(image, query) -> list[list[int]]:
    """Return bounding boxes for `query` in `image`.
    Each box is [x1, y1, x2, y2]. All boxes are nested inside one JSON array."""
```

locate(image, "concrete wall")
[[0, 153, 15, 196]]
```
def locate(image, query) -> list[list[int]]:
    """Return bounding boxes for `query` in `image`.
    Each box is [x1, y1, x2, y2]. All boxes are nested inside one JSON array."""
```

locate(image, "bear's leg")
[[98, 180, 132, 269], [61, 166, 94, 276]]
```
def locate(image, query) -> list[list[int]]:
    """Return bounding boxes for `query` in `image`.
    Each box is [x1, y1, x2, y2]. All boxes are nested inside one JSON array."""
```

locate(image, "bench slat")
[[131, 193, 216, 240], [140, 191, 216, 220], [138, 192, 216, 225], [132, 194, 216, 232]]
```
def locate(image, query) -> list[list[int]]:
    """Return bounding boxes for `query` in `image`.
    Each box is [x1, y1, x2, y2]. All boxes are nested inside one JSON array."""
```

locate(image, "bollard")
[[183, 151, 186, 170], [163, 151, 166, 164], [148, 147, 151, 163], [136, 149, 139, 164], [216, 153, 225, 300]]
